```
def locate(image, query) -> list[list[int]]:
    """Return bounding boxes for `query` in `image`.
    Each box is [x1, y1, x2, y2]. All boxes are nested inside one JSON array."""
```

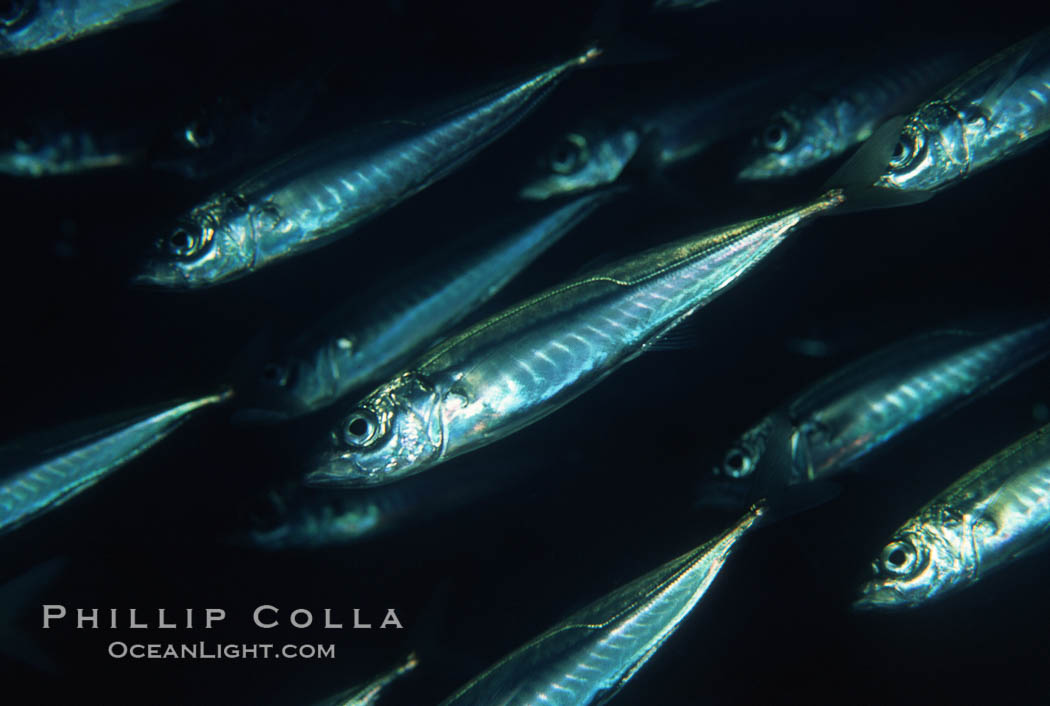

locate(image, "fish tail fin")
[[820, 116, 935, 214]]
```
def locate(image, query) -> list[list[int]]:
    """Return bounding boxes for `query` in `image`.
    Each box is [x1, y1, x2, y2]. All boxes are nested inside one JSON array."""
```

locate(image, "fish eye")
[[184, 118, 216, 150], [342, 410, 380, 448], [762, 120, 791, 152], [550, 133, 588, 174], [0, 0, 35, 28], [881, 540, 917, 575], [167, 226, 199, 256], [261, 363, 289, 387], [723, 448, 754, 478], [888, 131, 924, 170]]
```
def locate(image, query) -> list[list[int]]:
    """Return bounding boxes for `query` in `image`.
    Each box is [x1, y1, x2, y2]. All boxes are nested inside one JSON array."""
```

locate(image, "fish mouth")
[[852, 583, 908, 611], [131, 260, 191, 288], [737, 159, 783, 182], [519, 180, 563, 201], [304, 459, 381, 488]]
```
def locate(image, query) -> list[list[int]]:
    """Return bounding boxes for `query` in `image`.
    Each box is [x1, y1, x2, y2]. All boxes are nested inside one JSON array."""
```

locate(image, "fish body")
[[309, 191, 843, 487], [856, 423, 1050, 609], [738, 53, 967, 180], [0, 0, 176, 56], [314, 652, 418, 706], [520, 68, 808, 200], [440, 506, 762, 705], [715, 320, 1050, 493], [863, 30, 1050, 196], [0, 120, 140, 177], [0, 390, 230, 535], [651, 0, 721, 10], [136, 49, 600, 288], [246, 191, 616, 421]]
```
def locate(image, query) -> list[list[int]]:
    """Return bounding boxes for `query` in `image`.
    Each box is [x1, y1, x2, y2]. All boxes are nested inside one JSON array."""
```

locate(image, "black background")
[[2, 0, 1050, 703]]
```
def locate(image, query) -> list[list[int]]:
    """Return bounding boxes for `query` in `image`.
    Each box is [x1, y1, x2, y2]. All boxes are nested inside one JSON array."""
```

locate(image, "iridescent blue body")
[[856, 423, 1050, 609], [875, 30, 1050, 193], [440, 506, 762, 705], [136, 49, 600, 288], [716, 320, 1050, 490], [0, 390, 229, 534], [314, 653, 418, 706], [0, 0, 176, 56], [309, 191, 843, 487], [246, 191, 615, 421], [738, 53, 966, 180]]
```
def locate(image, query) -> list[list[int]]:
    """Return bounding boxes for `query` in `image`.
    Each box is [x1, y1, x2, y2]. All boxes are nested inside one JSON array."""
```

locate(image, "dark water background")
[[2, 0, 1050, 703]]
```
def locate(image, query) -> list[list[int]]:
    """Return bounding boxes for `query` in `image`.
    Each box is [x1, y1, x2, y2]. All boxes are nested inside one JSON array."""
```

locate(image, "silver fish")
[[838, 29, 1050, 199], [308, 190, 844, 487], [0, 0, 177, 56], [239, 449, 559, 549], [520, 68, 808, 200], [135, 48, 601, 289], [440, 505, 763, 705], [738, 53, 966, 180], [0, 119, 141, 177], [713, 319, 1050, 499], [856, 423, 1050, 609], [0, 389, 230, 535], [314, 652, 418, 706], [244, 191, 616, 421]]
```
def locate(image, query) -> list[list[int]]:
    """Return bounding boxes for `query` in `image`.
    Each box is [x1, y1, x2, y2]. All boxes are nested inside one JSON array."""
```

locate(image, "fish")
[[0, 117, 143, 177], [519, 65, 812, 201], [0, 389, 231, 535], [307, 190, 844, 488], [134, 48, 601, 289], [737, 52, 968, 180], [709, 319, 1050, 506], [0, 0, 177, 56], [148, 73, 327, 181], [855, 423, 1050, 609], [314, 652, 418, 706], [829, 29, 1050, 203], [236, 448, 559, 549], [241, 191, 617, 422], [439, 505, 763, 705]]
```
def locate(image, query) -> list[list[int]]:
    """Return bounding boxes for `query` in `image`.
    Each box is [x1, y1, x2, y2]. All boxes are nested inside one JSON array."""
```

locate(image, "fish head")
[[231, 360, 312, 424], [876, 102, 968, 193], [0, 0, 49, 55], [134, 193, 254, 288], [519, 127, 640, 200], [854, 518, 966, 610], [306, 373, 444, 487], [717, 413, 803, 481], [738, 108, 832, 180]]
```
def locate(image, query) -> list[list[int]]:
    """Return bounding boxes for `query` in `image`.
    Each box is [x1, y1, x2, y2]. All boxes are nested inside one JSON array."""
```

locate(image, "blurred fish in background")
[[0, 0, 179, 56]]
